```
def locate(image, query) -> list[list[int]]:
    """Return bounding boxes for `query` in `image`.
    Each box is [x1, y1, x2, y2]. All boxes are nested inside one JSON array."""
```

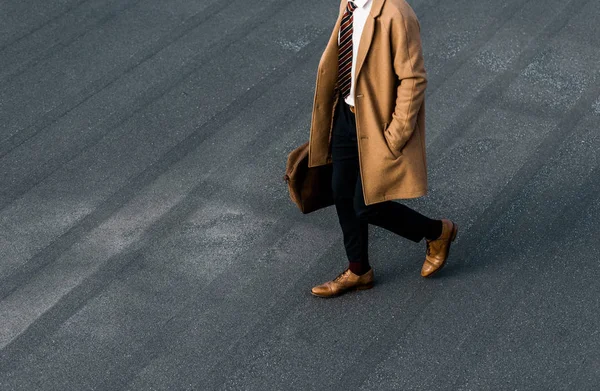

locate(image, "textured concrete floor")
[[0, 0, 599, 390]]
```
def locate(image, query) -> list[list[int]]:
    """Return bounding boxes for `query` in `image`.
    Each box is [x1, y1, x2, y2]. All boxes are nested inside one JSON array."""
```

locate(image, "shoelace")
[[333, 269, 350, 282], [427, 231, 448, 257]]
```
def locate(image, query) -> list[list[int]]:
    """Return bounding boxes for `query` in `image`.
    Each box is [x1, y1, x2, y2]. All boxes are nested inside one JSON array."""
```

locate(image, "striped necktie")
[[337, 0, 358, 100]]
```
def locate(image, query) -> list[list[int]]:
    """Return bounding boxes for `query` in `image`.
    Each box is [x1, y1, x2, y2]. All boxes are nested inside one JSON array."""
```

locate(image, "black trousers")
[[331, 92, 440, 264]]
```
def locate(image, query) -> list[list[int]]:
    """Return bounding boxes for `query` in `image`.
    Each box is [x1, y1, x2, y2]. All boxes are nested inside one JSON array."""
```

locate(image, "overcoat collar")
[[328, 0, 385, 80]]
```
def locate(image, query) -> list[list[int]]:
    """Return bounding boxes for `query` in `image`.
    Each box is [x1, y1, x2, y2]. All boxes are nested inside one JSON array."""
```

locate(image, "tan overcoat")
[[308, 0, 428, 206]]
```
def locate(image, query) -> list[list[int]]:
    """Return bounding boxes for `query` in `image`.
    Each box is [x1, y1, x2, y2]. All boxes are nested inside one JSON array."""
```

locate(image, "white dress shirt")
[[338, 0, 373, 107]]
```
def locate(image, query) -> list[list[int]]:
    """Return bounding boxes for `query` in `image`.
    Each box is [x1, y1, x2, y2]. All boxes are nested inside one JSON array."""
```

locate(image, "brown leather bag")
[[283, 141, 334, 214]]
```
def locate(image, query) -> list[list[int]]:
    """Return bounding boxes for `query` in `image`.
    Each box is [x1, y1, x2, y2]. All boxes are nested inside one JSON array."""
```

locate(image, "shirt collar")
[[350, 0, 370, 8]]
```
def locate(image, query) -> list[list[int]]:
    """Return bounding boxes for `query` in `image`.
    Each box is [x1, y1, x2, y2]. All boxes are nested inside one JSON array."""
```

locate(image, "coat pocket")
[[383, 122, 402, 159]]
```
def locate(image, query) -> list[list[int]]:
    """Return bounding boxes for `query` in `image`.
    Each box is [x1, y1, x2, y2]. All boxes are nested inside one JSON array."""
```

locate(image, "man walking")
[[308, 0, 458, 297]]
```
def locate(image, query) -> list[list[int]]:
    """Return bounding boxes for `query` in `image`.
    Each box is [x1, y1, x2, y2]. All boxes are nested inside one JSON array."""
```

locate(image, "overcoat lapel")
[[355, 0, 385, 78], [326, 3, 345, 77], [325, 0, 386, 89], [354, 14, 374, 81]]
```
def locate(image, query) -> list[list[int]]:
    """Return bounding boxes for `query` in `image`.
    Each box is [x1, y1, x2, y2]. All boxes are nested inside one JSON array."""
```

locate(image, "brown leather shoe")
[[311, 268, 374, 298], [421, 219, 458, 277]]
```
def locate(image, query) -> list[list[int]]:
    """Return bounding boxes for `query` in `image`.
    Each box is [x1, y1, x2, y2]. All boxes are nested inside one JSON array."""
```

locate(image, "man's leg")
[[330, 95, 370, 275], [353, 170, 458, 277], [311, 93, 374, 298], [353, 174, 443, 243]]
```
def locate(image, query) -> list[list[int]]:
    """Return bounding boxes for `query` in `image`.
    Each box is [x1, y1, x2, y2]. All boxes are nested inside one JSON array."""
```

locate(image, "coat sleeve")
[[383, 9, 427, 155]]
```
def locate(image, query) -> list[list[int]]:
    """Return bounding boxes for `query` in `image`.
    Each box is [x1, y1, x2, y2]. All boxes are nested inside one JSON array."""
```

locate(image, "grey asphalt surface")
[[0, 0, 599, 390]]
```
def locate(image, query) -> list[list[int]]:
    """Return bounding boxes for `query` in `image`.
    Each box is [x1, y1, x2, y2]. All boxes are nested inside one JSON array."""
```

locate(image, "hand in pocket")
[[383, 122, 402, 159]]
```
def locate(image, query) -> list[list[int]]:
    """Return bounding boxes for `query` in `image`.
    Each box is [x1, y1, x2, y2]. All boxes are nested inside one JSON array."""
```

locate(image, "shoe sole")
[[423, 221, 458, 278], [310, 282, 374, 298]]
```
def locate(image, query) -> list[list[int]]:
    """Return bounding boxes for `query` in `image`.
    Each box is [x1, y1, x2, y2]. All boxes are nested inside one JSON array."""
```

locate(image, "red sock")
[[349, 261, 371, 276]]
